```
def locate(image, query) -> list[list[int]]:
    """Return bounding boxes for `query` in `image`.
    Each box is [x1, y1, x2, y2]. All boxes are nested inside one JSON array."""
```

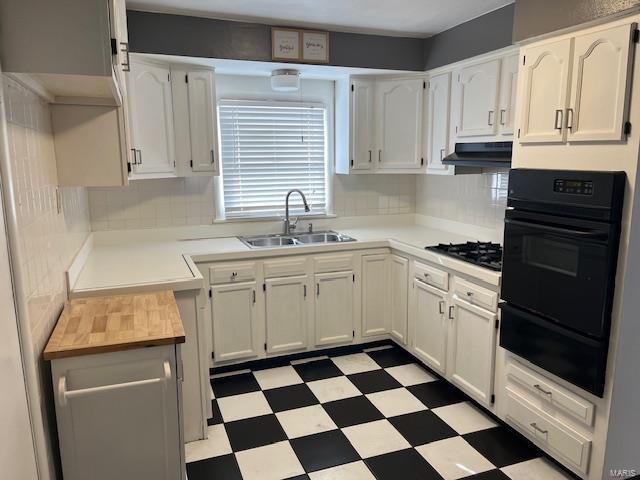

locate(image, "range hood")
[[442, 142, 512, 168]]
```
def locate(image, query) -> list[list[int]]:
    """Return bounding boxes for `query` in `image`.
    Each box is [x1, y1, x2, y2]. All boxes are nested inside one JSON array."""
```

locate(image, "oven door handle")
[[504, 218, 609, 240]]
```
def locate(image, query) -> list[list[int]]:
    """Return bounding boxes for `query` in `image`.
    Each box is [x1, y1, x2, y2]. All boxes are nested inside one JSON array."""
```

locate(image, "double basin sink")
[[239, 230, 356, 248]]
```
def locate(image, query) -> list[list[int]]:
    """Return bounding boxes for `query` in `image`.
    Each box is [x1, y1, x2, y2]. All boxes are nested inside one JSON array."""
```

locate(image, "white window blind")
[[219, 100, 328, 219]]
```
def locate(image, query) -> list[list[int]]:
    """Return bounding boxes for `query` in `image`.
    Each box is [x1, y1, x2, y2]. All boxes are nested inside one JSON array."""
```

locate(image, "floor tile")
[[294, 358, 344, 382], [236, 441, 305, 480], [466, 470, 512, 480], [185, 424, 232, 462], [366, 387, 427, 417], [385, 363, 438, 386], [264, 383, 319, 413], [342, 419, 411, 458], [207, 399, 223, 426], [186, 453, 243, 480], [211, 372, 261, 398], [464, 427, 540, 468], [366, 347, 414, 368], [322, 395, 384, 428], [217, 391, 272, 422], [225, 414, 287, 452], [277, 405, 337, 439], [408, 380, 467, 409], [389, 410, 458, 446], [286, 476, 310, 480], [417, 436, 495, 480], [348, 370, 402, 394], [332, 353, 381, 375], [309, 460, 375, 480], [307, 376, 361, 403], [432, 402, 498, 435], [290, 429, 361, 473], [500, 458, 574, 480], [253, 366, 304, 390], [365, 448, 444, 480]]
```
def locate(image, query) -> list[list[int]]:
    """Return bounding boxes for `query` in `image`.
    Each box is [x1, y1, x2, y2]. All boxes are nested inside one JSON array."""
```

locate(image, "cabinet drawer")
[[210, 262, 257, 284], [264, 257, 308, 278], [414, 261, 448, 291], [506, 388, 591, 473], [507, 359, 595, 427], [314, 254, 354, 273], [453, 277, 497, 311]]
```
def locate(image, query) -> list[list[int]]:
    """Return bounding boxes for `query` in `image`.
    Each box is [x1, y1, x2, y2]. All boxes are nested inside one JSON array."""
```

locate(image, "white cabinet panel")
[[426, 73, 453, 174], [211, 281, 259, 362], [265, 275, 309, 354], [449, 297, 497, 406], [351, 79, 375, 171], [498, 54, 519, 136], [128, 59, 176, 175], [376, 78, 424, 170], [454, 59, 500, 137], [567, 23, 635, 142], [518, 39, 572, 143], [390, 254, 409, 345], [187, 70, 219, 173], [412, 279, 447, 375], [315, 271, 354, 346], [362, 254, 390, 337]]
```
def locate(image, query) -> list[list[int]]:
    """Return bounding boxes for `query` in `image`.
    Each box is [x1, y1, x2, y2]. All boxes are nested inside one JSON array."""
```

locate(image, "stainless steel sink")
[[239, 231, 356, 248]]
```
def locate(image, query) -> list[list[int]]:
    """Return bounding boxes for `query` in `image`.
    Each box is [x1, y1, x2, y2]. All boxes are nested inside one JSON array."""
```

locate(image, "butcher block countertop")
[[43, 291, 186, 360]]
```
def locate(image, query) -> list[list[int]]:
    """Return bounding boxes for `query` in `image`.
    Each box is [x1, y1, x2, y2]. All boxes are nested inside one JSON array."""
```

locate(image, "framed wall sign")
[[272, 28, 301, 61], [302, 31, 330, 63]]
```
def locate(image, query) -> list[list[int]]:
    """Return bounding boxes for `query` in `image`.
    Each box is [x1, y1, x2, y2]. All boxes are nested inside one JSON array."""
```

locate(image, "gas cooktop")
[[425, 242, 503, 271]]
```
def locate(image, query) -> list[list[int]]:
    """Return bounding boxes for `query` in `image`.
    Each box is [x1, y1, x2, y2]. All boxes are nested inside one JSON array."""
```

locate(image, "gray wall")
[[513, 0, 640, 41], [126, 10, 426, 71], [423, 4, 515, 71]]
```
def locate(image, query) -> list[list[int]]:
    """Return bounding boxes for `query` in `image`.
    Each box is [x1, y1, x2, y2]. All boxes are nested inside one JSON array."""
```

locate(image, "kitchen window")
[[217, 99, 329, 220]]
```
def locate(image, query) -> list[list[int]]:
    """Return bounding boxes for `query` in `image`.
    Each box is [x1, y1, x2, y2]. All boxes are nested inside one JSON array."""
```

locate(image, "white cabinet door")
[[412, 279, 447, 375], [187, 70, 219, 173], [265, 275, 309, 354], [498, 54, 519, 136], [211, 281, 260, 362], [449, 297, 498, 406], [351, 79, 375, 171], [315, 271, 354, 346], [426, 72, 453, 174], [567, 23, 635, 142], [454, 59, 500, 137], [390, 254, 409, 345], [362, 254, 390, 337], [519, 39, 572, 143], [376, 78, 424, 170], [128, 59, 176, 175]]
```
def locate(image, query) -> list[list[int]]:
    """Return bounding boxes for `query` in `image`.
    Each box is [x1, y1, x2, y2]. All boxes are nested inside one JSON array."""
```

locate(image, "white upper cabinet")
[[265, 275, 309, 354], [376, 78, 424, 170], [498, 54, 519, 136], [187, 70, 219, 173], [350, 79, 376, 171], [567, 23, 636, 142], [361, 254, 390, 337], [128, 58, 176, 176], [453, 59, 500, 138], [426, 72, 453, 174]]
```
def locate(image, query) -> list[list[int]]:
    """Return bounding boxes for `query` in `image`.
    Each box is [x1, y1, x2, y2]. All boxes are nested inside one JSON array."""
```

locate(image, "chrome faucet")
[[283, 189, 310, 235]]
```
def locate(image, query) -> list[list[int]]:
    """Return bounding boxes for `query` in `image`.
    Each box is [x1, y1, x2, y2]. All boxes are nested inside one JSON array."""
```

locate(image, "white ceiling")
[[126, 0, 514, 38]]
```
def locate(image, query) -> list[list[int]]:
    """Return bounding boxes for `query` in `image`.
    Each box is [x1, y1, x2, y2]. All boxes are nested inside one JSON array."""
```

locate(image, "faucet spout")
[[284, 189, 310, 235]]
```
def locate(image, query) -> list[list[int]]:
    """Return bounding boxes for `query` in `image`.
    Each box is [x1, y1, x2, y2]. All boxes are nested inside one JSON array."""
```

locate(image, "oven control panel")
[[554, 179, 594, 195]]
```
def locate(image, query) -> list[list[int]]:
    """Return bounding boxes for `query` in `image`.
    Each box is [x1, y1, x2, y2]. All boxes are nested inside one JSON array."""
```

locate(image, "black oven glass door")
[[501, 210, 616, 338]]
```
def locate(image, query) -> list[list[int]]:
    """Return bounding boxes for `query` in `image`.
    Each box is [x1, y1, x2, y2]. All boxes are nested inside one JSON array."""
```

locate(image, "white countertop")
[[69, 215, 502, 297]]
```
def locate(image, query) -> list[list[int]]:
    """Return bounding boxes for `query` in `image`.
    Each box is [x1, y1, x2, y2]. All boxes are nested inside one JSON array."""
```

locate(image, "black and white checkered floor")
[[186, 344, 575, 480]]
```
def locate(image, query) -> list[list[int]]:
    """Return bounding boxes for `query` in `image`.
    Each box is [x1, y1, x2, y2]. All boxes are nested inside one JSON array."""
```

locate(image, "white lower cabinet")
[[361, 254, 390, 337], [211, 281, 260, 362], [411, 279, 448, 375], [315, 271, 355, 346], [265, 275, 310, 354], [52, 345, 183, 480], [390, 254, 409, 344], [449, 296, 498, 406]]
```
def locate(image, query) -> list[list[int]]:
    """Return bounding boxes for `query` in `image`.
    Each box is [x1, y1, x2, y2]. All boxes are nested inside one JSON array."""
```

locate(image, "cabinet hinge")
[[168, 73, 170, 82], [491, 394, 496, 404], [495, 319, 500, 330], [352, 274, 355, 282], [352, 330, 355, 338], [634, 28, 639, 43], [522, 55, 526, 66], [209, 288, 212, 298], [263, 283, 266, 291], [264, 343, 267, 351], [127, 161, 132, 173], [420, 158, 424, 166], [185, 74, 189, 83], [350, 159, 354, 167], [455, 126, 458, 133], [190, 159, 193, 168], [517, 128, 521, 138], [457, 74, 461, 82], [423, 81, 426, 89], [110, 38, 118, 55], [351, 84, 354, 92], [624, 121, 632, 135]]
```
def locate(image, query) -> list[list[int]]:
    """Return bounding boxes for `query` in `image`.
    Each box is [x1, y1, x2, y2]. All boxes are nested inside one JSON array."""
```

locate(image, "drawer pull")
[[534, 384, 552, 396], [230, 272, 238, 279], [466, 291, 473, 297], [530, 422, 548, 435]]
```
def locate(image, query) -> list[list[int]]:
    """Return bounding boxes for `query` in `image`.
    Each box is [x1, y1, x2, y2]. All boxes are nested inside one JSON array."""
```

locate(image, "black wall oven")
[[500, 169, 625, 397]]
